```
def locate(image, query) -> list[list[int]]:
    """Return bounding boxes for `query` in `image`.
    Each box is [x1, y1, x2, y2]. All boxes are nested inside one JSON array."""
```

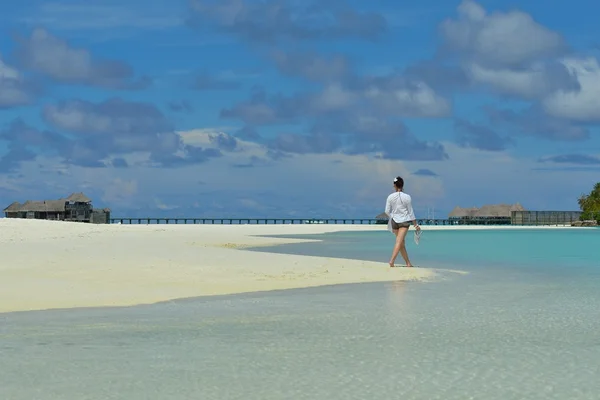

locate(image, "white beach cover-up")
[[385, 191, 416, 233]]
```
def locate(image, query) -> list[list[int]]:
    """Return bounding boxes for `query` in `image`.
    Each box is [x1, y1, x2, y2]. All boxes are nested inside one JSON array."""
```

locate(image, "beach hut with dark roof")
[[67, 192, 92, 203], [2, 192, 110, 223], [448, 206, 478, 218], [3, 201, 23, 218], [510, 203, 525, 213], [474, 203, 526, 218], [64, 192, 94, 221], [474, 204, 510, 217], [375, 212, 388, 224], [12, 199, 67, 220], [449, 203, 526, 225]]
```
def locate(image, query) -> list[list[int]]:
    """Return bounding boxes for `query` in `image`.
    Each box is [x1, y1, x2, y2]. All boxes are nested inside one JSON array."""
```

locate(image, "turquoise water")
[[252, 228, 600, 272], [2, 228, 600, 399]]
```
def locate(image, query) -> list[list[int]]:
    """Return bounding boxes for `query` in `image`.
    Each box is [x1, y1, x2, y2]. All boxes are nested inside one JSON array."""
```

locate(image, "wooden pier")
[[108, 217, 513, 225]]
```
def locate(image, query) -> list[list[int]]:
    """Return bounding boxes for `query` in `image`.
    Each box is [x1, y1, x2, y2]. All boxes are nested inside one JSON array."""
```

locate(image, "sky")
[[1, 0, 600, 219]]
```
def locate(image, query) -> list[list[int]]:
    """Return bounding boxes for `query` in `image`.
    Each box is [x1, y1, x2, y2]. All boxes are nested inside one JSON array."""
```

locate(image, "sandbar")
[[0, 219, 575, 314], [0, 219, 426, 314]]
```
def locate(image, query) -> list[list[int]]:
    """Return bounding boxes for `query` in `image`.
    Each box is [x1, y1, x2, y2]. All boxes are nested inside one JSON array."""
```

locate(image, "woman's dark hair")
[[393, 176, 404, 189]]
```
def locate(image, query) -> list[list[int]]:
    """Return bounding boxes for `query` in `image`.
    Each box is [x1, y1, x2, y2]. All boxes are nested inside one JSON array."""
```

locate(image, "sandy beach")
[[0, 219, 425, 314], [0, 219, 574, 314]]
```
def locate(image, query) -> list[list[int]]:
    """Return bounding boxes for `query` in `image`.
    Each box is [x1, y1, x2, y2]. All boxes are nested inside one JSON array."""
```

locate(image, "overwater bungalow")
[[3, 192, 110, 223], [375, 212, 389, 224], [449, 203, 525, 225]]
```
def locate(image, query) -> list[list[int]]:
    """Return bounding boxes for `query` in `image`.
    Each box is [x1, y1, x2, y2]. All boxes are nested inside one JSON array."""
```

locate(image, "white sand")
[[0, 219, 574, 314], [0, 219, 421, 314]]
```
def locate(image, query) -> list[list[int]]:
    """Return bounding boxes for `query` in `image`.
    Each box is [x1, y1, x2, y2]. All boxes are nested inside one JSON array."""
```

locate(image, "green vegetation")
[[578, 182, 600, 222]]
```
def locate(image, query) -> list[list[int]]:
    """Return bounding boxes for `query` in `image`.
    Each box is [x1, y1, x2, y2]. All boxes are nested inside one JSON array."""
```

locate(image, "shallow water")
[[2, 228, 600, 399], [252, 228, 600, 272]]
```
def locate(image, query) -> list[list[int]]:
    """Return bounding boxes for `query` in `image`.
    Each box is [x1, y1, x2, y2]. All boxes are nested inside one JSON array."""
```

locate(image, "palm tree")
[[578, 182, 600, 222]]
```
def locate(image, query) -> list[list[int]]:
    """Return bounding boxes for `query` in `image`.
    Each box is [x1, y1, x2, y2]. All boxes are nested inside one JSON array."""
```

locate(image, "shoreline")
[[110, 223, 576, 230], [0, 219, 431, 314], [0, 219, 583, 314]]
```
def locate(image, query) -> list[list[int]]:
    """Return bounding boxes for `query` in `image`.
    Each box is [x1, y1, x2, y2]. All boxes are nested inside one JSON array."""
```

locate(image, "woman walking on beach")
[[385, 176, 420, 267]]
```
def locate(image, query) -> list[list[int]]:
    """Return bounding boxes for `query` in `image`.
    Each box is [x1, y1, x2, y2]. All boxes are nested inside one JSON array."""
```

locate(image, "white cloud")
[[466, 62, 572, 99], [21, 29, 97, 82], [4, 130, 444, 214], [434, 0, 583, 106], [542, 57, 600, 122], [45, 103, 111, 132], [5, 129, 594, 217], [363, 82, 451, 117], [422, 142, 595, 211], [180, 128, 240, 147], [441, 0, 566, 67], [15, 28, 149, 89], [0, 57, 31, 108], [0, 59, 20, 80]]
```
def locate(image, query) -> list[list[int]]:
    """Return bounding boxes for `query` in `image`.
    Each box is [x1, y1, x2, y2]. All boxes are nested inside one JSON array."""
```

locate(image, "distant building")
[[375, 212, 388, 224], [3, 193, 110, 224], [511, 210, 583, 225], [449, 203, 525, 224]]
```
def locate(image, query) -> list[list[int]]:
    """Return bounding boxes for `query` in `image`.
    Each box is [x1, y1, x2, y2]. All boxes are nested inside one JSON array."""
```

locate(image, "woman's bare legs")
[[389, 227, 412, 267], [399, 232, 413, 267]]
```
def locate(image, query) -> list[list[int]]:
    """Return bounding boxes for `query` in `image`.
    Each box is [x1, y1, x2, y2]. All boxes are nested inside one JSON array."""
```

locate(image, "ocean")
[[2, 228, 599, 399]]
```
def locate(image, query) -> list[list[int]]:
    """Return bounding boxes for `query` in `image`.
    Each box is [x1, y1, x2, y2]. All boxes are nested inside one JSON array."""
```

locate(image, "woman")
[[385, 176, 420, 267]]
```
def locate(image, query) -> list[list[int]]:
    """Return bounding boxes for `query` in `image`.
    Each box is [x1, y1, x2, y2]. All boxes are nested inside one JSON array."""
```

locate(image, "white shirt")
[[385, 191, 416, 225]]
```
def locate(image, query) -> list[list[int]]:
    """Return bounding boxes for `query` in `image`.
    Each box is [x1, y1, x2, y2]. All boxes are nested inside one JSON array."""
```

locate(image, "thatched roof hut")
[[474, 203, 526, 217], [17, 200, 66, 212], [4, 192, 93, 213], [449, 203, 526, 218], [3, 192, 108, 223], [449, 206, 478, 218], [510, 203, 525, 212], [3, 201, 21, 212], [375, 212, 388, 220], [474, 204, 509, 217], [67, 192, 91, 203]]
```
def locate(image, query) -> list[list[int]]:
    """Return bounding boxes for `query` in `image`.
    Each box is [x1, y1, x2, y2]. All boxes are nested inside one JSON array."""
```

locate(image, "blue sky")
[[1, 0, 600, 218]]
